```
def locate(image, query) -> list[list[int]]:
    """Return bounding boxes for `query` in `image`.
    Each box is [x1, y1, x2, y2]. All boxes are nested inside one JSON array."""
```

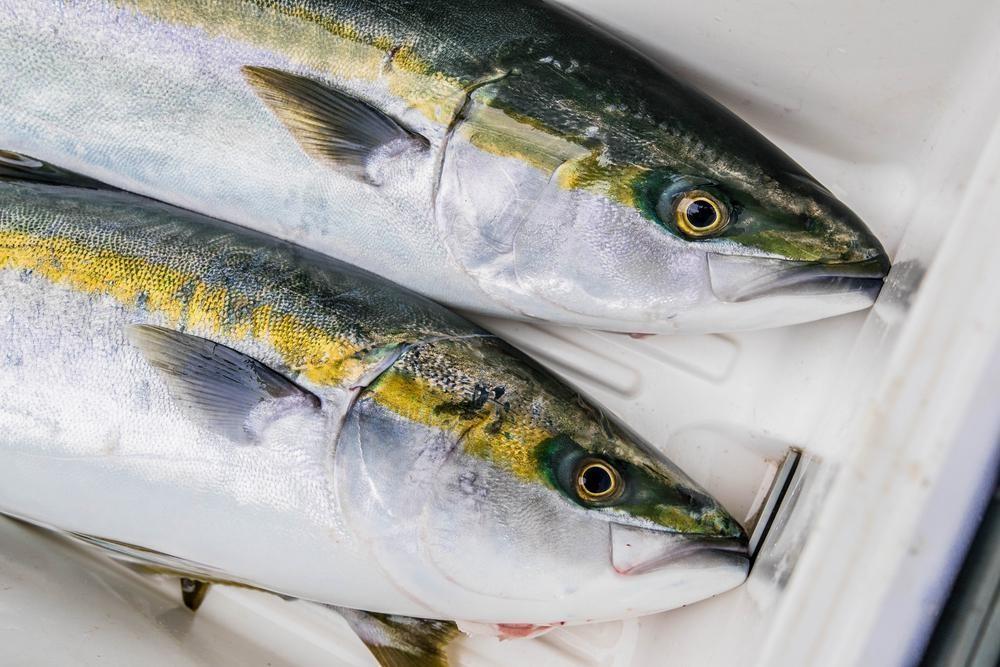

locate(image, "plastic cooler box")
[[1, 1, 999, 665]]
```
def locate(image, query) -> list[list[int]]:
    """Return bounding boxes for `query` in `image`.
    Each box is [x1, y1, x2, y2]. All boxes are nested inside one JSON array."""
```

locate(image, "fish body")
[[0, 0, 889, 333], [0, 155, 747, 627]]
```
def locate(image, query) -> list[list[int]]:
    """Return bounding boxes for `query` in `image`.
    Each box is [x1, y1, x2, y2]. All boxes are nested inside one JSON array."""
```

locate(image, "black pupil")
[[685, 199, 718, 229], [582, 465, 613, 496]]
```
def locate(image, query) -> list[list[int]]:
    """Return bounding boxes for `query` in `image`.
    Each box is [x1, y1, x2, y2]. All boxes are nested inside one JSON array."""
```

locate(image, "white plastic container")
[[1, 1, 999, 665]]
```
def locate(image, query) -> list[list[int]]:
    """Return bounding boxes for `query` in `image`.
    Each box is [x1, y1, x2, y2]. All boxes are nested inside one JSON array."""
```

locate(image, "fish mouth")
[[610, 523, 749, 576], [707, 254, 890, 304]]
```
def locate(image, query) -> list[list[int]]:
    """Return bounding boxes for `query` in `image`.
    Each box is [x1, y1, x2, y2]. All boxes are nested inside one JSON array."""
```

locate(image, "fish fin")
[[242, 65, 428, 182], [335, 607, 460, 667], [5, 515, 248, 610], [67, 531, 237, 583], [0, 150, 117, 191], [180, 578, 212, 612], [127, 324, 321, 442]]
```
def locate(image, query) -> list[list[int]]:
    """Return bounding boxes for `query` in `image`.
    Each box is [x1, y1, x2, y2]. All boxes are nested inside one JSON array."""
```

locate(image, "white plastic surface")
[[2, 1, 1000, 665]]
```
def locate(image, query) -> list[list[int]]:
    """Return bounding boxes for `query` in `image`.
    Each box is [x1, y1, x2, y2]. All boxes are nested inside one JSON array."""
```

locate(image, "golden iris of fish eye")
[[576, 459, 623, 503], [675, 190, 730, 238]]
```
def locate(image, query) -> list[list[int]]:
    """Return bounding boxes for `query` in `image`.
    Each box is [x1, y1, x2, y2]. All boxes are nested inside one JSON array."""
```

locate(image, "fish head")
[[334, 336, 747, 624], [437, 45, 889, 333], [508, 84, 890, 333]]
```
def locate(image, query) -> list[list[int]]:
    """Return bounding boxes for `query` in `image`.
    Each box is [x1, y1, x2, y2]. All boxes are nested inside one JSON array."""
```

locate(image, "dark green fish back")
[[250, 0, 807, 177]]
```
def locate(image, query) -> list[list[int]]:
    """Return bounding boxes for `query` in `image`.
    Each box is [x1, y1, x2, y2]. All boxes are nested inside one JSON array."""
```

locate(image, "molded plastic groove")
[[616, 333, 740, 384], [748, 450, 802, 565]]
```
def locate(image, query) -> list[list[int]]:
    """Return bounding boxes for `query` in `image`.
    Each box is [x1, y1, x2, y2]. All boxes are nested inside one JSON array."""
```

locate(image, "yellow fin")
[[243, 66, 429, 181], [336, 608, 460, 667]]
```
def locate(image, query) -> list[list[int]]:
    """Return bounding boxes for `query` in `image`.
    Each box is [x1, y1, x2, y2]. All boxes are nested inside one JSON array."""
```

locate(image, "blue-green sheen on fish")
[[0, 153, 747, 660], [0, 0, 888, 333]]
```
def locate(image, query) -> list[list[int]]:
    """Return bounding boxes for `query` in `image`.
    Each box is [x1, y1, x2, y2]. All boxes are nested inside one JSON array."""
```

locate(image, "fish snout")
[[610, 522, 749, 577], [707, 253, 890, 304]]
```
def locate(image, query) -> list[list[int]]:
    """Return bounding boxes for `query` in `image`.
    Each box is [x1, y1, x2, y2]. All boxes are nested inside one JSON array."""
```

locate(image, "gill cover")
[[432, 81, 727, 327], [434, 80, 596, 319]]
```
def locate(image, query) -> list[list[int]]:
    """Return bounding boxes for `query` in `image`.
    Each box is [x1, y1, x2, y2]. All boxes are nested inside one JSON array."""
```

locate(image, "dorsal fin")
[[242, 66, 429, 182], [0, 150, 116, 190], [127, 324, 321, 443]]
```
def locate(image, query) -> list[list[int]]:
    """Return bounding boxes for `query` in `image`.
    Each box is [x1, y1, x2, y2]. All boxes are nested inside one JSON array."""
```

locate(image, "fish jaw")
[[610, 522, 748, 576], [707, 255, 889, 305], [656, 253, 890, 333], [601, 523, 750, 617]]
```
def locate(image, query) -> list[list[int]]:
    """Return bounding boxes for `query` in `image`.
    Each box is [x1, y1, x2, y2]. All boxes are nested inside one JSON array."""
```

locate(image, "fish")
[[0, 0, 889, 334], [0, 152, 749, 665]]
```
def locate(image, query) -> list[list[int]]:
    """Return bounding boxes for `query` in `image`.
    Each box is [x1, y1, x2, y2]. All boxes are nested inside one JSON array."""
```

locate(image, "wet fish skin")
[[0, 154, 748, 629], [0, 0, 889, 333]]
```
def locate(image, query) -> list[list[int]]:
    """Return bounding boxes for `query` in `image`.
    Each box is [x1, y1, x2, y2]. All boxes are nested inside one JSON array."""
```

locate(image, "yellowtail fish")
[[0, 152, 748, 665], [0, 0, 889, 334]]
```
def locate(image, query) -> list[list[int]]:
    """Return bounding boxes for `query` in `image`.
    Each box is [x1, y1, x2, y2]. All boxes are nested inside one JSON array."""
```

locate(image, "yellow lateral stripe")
[[555, 153, 647, 208], [121, 0, 467, 124], [0, 230, 363, 386], [461, 103, 589, 174], [2, 226, 552, 479], [368, 370, 551, 481]]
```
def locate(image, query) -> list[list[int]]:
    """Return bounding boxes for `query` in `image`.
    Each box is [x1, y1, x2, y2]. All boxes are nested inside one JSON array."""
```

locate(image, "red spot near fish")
[[495, 623, 556, 640]]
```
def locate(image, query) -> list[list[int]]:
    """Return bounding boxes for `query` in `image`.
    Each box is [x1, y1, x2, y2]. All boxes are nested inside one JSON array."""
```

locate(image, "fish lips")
[[610, 523, 749, 577], [707, 253, 890, 304]]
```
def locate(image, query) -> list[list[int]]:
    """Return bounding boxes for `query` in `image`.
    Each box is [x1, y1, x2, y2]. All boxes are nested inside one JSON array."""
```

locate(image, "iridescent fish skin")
[[0, 0, 889, 333], [0, 155, 747, 627]]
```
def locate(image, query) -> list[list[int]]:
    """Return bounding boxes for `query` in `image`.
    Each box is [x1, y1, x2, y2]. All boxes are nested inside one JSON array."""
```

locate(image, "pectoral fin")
[[242, 66, 429, 182], [0, 149, 116, 190], [127, 325, 320, 442], [335, 607, 459, 667]]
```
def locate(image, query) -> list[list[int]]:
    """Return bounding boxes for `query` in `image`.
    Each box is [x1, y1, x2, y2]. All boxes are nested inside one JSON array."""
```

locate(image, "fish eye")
[[673, 190, 730, 238], [575, 458, 623, 503]]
